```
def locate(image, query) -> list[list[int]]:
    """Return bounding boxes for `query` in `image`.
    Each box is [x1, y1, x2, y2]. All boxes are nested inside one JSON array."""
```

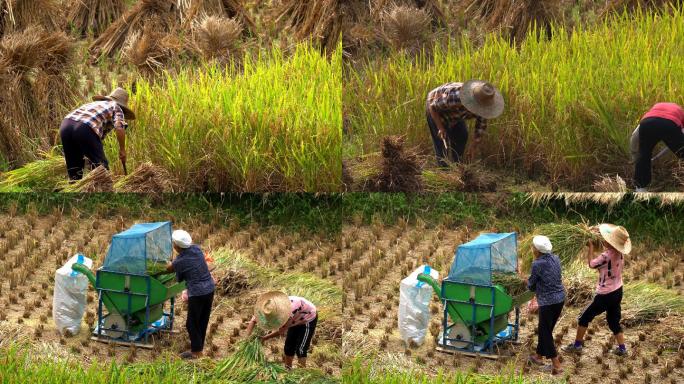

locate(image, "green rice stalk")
[[519, 223, 600, 273], [622, 281, 684, 326], [491, 272, 527, 297], [0, 151, 65, 192]]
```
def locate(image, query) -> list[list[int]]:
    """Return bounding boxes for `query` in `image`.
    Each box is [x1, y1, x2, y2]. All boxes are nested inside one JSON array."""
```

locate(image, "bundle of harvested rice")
[[459, 0, 559, 43], [178, 0, 254, 34], [0, 151, 65, 192], [192, 14, 242, 61], [89, 0, 178, 58], [381, 4, 431, 53], [492, 272, 527, 297], [215, 268, 252, 296], [60, 165, 114, 192], [593, 174, 628, 192], [622, 281, 684, 327], [214, 335, 268, 381], [0, 0, 60, 34], [114, 162, 177, 192], [67, 0, 127, 37], [421, 168, 464, 192], [459, 162, 497, 192], [562, 259, 594, 306], [273, 0, 341, 52], [122, 23, 176, 73], [365, 135, 423, 192], [526, 192, 629, 207], [373, 0, 446, 26], [519, 223, 600, 272]]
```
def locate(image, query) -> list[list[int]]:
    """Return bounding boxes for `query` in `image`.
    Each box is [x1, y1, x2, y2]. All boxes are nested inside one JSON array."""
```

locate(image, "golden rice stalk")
[[593, 174, 628, 192], [60, 165, 114, 192], [90, 0, 178, 58], [113, 162, 178, 192], [381, 4, 431, 53], [192, 14, 242, 61], [1, 0, 61, 34], [67, 0, 127, 37]]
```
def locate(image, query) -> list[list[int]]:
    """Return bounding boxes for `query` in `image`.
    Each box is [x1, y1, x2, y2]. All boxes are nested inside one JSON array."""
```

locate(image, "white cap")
[[172, 230, 192, 248], [532, 235, 552, 254]]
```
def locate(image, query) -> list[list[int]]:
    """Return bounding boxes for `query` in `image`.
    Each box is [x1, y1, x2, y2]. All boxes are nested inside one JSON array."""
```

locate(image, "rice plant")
[[346, 7, 684, 188], [104, 42, 342, 192]]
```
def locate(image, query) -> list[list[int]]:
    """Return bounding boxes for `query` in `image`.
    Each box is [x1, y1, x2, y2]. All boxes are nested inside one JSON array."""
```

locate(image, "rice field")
[[345, 7, 684, 191]]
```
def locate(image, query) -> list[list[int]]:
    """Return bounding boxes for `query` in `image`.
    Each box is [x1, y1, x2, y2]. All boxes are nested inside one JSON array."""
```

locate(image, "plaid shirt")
[[427, 82, 487, 137], [65, 101, 127, 139]]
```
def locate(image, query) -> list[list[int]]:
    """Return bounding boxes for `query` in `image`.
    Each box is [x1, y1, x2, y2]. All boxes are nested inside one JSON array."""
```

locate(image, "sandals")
[[527, 355, 545, 366]]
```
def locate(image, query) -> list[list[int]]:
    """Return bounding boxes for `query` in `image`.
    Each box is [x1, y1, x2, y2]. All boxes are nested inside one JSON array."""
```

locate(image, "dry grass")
[[381, 4, 431, 53], [192, 14, 242, 61], [593, 174, 628, 192], [273, 0, 341, 52], [113, 162, 177, 192], [67, 0, 127, 37], [0, 0, 61, 34], [178, 0, 255, 34]]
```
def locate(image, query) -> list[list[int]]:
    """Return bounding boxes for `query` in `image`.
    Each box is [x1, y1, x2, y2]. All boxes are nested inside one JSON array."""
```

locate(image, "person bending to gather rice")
[[426, 80, 504, 166], [631, 102, 684, 191], [165, 229, 215, 360], [563, 224, 631, 357], [59, 87, 134, 180], [246, 291, 318, 370], [526, 235, 566, 375]]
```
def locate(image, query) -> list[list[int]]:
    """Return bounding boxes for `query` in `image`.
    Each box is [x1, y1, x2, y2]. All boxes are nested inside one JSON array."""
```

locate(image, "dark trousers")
[[283, 315, 317, 358], [59, 118, 109, 180], [537, 301, 564, 358], [427, 110, 468, 166], [186, 291, 214, 352], [634, 117, 684, 188], [578, 286, 623, 335]]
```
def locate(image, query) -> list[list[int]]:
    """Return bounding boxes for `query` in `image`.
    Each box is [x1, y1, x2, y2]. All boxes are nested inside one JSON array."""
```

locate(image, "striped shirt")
[[589, 248, 623, 295], [527, 253, 566, 306], [427, 82, 487, 137], [65, 101, 127, 139]]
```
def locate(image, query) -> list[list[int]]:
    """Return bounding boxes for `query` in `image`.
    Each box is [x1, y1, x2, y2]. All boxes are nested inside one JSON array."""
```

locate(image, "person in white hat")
[[245, 291, 318, 370], [164, 229, 215, 360], [426, 80, 504, 166], [563, 224, 631, 357], [59, 87, 135, 181], [526, 235, 566, 375]]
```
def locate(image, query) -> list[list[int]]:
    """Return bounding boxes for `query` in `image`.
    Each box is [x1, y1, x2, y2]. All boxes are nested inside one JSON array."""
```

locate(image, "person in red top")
[[630, 102, 684, 191], [246, 291, 318, 370]]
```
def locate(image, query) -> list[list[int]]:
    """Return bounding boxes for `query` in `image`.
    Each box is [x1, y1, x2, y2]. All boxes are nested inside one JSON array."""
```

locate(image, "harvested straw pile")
[[527, 192, 628, 208], [373, 0, 446, 26], [60, 165, 114, 192], [562, 259, 594, 306], [459, 0, 559, 43], [178, 0, 255, 34], [114, 162, 177, 192], [122, 22, 178, 72], [192, 14, 242, 61], [622, 281, 684, 326], [0, 0, 60, 35], [593, 174, 628, 192], [492, 272, 527, 297], [381, 4, 431, 53], [421, 168, 464, 192], [273, 0, 341, 52], [215, 269, 252, 296], [0, 151, 65, 191], [364, 135, 423, 192], [459, 162, 497, 192], [90, 0, 178, 58], [519, 223, 600, 272], [67, 0, 127, 37]]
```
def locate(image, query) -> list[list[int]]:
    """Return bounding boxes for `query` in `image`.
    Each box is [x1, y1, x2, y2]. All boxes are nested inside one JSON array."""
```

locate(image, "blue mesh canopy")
[[447, 233, 518, 285], [103, 222, 172, 274]]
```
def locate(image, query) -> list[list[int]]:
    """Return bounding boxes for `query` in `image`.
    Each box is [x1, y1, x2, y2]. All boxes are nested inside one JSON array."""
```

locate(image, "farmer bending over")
[[165, 229, 215, 360], [59, 87, 134, 180], [526, 236, 566, 375], [563, 224, 631, 356], [631, 102, 684, 192], [246, 291, 317, 370], [426, 80, 504, 166]]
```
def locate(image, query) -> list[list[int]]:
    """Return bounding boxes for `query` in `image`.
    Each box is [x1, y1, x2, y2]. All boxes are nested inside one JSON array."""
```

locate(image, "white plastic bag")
[[398, 265, 439, 346], [53, 254, 93, 335]]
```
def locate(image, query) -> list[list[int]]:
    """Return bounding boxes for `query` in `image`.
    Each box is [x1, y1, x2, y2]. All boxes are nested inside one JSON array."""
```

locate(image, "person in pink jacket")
[[563, 224, 631, 356]]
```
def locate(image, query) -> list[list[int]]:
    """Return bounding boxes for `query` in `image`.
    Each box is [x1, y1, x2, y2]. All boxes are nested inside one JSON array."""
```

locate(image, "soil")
[[340, 223, 684, 383]]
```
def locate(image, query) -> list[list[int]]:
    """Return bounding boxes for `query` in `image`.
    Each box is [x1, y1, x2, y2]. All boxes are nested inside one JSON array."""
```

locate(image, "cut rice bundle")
[[492, 272, 527, 297], [364, 135, 423, 192], [0, 0, 61, 34], [519, 223, 600, 273], [593, 174, 628, 192], [622, 281, 684, 326], [0, 151, 65, 192], [192, 14, 243, 61], [114, 162, 177, 192], [60, 165, 114, 192], [381, 4, 431, 53], [178, 0, 255, 34], [273, 0, 341, 52], [67, 0, 127, 38]]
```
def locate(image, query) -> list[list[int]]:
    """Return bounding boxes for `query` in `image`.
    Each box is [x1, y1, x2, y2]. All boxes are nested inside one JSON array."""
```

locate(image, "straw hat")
[[532, 235, 553, 254], [172, 230, 192, 249], [93, 87, 136, 120], [460, 80, 504, 119], [254, 291, 291, 330], [598, 223, 632, 255]]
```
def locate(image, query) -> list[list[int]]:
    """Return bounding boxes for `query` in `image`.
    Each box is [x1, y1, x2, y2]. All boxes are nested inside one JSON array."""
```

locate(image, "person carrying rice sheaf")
[[526, 235, 566, 375], [426, 80, 504, 166], [246, 291, 318, 370], [164, 230, 215, 360], [563, 224, 631, 357], [630, 102, 684, 192], [59, 87, 134, 181]]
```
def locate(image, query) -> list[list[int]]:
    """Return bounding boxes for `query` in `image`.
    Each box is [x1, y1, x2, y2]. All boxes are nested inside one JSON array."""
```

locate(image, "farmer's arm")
[[246, 316, 257, 336], [428, 105, 447, 139], [113, 106, 127, 164], [587, 242, 606, 269], [527, 262, 540, 292], [474, 117, 486, 141], [165, 262, 174, 273]]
